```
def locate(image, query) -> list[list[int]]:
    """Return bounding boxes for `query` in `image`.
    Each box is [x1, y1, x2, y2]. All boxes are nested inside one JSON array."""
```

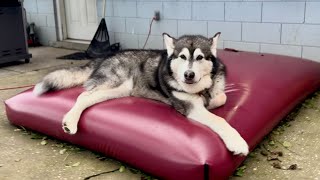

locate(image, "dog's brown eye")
[[196, 55, 203, 60], [180, 55, 187, 60]]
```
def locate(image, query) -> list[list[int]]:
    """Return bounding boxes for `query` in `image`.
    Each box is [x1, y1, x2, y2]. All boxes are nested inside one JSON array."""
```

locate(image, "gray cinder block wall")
[[24, 0, 57, 46], [24, 0, 320, 62]]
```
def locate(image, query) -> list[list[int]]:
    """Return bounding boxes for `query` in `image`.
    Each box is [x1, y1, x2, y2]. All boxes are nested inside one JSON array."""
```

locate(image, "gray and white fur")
[[34, 33, 249, 156]]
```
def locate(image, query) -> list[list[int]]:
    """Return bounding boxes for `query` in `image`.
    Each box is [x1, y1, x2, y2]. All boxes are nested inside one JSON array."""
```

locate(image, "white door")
[[64, 0, 98, 40]]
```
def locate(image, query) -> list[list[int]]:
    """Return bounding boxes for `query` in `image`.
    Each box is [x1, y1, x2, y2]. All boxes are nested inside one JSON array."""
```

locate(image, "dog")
[[33, 32, 249, 156]]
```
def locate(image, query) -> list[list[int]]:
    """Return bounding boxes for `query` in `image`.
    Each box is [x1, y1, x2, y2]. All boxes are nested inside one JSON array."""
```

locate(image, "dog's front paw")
[[224, 134, 249, 156], [208, 93, 227, 109], [62, 113, 78, 135]]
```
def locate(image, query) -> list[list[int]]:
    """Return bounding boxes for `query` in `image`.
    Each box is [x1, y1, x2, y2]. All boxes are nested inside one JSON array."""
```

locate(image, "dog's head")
[[163, 33, 221, 94]]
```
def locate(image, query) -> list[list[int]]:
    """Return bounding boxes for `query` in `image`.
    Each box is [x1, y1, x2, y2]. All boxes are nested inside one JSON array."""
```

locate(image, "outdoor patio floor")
[[0, 47, 319, 180]]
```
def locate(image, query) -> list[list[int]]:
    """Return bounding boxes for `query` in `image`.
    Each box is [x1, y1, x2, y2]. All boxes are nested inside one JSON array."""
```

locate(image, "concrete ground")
[[0, 47, 319, 180]]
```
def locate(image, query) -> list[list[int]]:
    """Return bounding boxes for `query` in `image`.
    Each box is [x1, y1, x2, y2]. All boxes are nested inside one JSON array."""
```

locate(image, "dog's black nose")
[[184, 70, 195, 80]]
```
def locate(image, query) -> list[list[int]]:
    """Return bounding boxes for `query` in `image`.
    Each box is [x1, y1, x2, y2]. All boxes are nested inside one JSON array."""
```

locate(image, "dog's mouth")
[[184, 80, 195, 84], [184, 79, 200, 85]]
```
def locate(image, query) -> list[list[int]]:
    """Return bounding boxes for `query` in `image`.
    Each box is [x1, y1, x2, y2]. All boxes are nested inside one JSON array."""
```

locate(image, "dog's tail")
[[33, 62, 94, 96]]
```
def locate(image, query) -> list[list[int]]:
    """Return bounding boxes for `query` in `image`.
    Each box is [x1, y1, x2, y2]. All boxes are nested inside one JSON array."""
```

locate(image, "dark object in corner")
[[57, 19, 120, 60], [0, 0, 32, 64], [27, 23, 41, 47]]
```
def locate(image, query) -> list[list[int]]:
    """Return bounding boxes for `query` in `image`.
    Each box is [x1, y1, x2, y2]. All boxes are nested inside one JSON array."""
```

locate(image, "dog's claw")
[[225, 137, 249, 156], [62, 123, 71, 133], [62, 115, 78, 135], [62, 123, 77, 134]]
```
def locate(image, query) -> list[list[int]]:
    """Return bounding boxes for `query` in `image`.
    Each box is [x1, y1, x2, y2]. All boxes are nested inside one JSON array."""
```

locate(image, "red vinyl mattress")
[[5, 50, 320, 179]]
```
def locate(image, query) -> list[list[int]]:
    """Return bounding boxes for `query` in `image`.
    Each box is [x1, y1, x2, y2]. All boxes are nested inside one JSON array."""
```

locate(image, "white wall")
[[100, 0, 320, 62], [24, 0, 57, 46], [24, 0, 320, 62]]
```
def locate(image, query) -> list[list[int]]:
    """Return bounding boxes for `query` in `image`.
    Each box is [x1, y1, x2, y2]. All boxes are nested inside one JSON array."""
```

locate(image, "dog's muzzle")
[[184, 70, 195, 84]]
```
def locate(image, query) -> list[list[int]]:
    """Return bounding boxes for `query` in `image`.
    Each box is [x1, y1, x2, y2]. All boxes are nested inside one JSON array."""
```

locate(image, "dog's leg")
[[62, 79, 133, 134], [188, 106, 249, 156], [207, 92, 227, 109], [173, 91, 249, 156], [207, 74, 227, 109]]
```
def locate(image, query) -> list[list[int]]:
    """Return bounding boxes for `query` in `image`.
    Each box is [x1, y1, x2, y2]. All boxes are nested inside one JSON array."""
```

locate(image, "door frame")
[[54, 0, 68, 41], [54, 0, 98, 42]]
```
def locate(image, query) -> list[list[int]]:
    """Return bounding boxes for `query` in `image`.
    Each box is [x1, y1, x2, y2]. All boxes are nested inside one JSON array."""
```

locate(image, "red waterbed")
[[5, 50, 320, 179]]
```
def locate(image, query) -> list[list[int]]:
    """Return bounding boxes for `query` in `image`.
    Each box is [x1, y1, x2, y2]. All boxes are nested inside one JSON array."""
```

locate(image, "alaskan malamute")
[[34, 33, 249, 155]]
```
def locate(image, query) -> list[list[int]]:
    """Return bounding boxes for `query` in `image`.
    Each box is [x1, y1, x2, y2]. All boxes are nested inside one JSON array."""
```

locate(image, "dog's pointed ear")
[[163, 33, 175, 56], [210, 32, 221, 57]]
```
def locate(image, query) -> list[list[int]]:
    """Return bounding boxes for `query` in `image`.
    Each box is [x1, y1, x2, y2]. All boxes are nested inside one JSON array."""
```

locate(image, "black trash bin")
[[0, 0, 32, 64]]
